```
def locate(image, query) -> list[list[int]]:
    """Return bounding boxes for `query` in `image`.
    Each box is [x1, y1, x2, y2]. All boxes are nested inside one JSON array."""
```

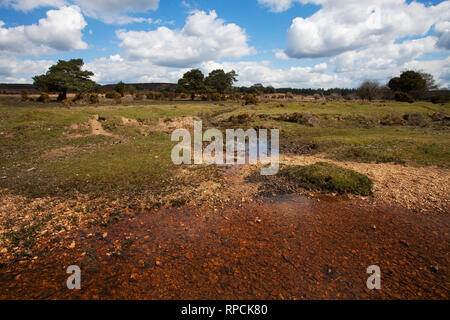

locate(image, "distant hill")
[[100, 83, 177, 92], [0, 83, 177, 94]]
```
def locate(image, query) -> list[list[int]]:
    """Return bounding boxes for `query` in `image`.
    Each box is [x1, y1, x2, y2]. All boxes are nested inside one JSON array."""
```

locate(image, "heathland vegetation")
[[0, 58, 448, 261]]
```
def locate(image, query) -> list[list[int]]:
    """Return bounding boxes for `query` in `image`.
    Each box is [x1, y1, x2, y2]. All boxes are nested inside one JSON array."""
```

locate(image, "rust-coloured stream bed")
[[0, 194, 448, 299]]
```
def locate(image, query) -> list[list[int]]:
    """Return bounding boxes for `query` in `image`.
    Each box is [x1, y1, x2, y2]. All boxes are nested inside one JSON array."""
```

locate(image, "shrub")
[[394, 92, 414, 103], [229, 113, 253, 125], [280, 162, 373, 196], [162, 91, 175, 101], [403, 113, 429, 127], [114, 96, 122, 104], [61, 99, 74, 106], [37, 92, 50, 102], [134, 92, 145, 100], [89, 93, 100, 104], [72, 92, 85, 102], [147, 92, 163, 100], [20, 90, 28, 102], [105, 91, 122, 100], [245, 93, 259, 105], [431, 94, 449, 104]]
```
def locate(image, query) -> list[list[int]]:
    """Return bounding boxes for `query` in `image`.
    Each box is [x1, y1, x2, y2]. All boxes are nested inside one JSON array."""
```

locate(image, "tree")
[[204, 69, 238, 94], [387, 70, 439, 100], [114, 81, 126, 97], [33, 59, 97, 101], [177, 69, 206, 100], [420, 72, 438, 91], [357, 81, 380, 101]]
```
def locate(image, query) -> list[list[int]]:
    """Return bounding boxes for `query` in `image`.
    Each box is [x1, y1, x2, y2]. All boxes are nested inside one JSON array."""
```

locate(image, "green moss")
[[280, 162, 373, 196]]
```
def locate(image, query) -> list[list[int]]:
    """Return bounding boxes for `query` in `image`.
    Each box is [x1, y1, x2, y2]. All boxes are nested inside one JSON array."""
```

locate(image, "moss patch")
[[279, 162, 373, 196]]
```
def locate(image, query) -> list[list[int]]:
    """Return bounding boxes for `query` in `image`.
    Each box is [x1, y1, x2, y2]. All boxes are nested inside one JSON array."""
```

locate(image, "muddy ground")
[[0, 164, 448, 300]]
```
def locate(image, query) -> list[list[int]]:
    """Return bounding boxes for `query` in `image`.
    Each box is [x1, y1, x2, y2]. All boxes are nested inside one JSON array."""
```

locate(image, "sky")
[[0, 0, 449, 89]]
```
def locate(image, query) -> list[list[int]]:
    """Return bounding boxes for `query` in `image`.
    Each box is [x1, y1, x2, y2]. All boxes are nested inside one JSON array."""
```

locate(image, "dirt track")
[[0, 166, 448, 300]]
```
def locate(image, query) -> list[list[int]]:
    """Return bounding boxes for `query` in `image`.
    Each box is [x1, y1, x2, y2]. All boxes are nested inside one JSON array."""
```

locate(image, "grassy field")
[[0, 98, 449, 200], [0, 97, 448, 259]]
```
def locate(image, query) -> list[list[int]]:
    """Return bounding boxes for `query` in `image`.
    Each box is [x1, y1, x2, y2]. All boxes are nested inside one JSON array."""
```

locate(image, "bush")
[[89, 93, 99, 104], [431, 94, 449, 104], [105, 91, 122, 100], [21, 90, 28, 102], [209, 93, 222, 101], [61, 99, 74, 106], [403, 113, 429, 127], [37, 92, 50, 102], [280, 162, 373, 196], [394, 92, 414, 103], [245, 93, 259, 105], [134, 92, 145, 100]]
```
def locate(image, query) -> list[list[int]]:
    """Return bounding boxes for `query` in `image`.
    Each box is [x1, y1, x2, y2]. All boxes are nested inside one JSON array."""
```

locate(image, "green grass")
[[0, 99, 448, 200], [280, 162, 373, 196]]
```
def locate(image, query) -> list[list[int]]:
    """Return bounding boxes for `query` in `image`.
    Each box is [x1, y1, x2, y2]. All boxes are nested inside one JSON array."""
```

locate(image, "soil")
[[64, 115, 118, 138], [0, 165, 448, 300]]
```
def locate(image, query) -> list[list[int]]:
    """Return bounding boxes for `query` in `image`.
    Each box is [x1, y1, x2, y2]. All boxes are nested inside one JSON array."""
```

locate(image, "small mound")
[[280, 162, 373, 196]]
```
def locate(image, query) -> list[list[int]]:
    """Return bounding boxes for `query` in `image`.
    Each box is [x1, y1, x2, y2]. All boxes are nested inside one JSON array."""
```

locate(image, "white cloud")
[[200, 60, 350, 88], [0, 56, 53, 82], [0, 5, 87, 55], [1, 0, 160, 24], [329, 36, 450, 88], [117, 10, 255, 68], [332, 37, 438, 77], [73, 0, 159, 24], [435, 21, 450, 50], [85, 55, 187, 84], [285, 0, 450, 58], [1, 0, 66, 11], [257, 0, 297, 12], [82, 53, 349, 89]]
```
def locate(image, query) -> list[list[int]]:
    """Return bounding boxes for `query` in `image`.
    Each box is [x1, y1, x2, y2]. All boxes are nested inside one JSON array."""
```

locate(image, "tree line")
[[31, 59, 448, 104]]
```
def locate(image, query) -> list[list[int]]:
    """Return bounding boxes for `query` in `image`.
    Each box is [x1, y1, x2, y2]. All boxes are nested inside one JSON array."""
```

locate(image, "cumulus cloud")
[[285, 0, 449, 59], [1, 0, 66, 11], [200, 60, 350, 88], [257, 0, 297, 12], [0, 5, 87, 55], [329, 36, 450, 88], [81, 53, 348, 89], [332, 37, 438, 78], [435, 21, 450, 50], [0, 56, 53, 82], [117, 10, 254, 68], [73, 0, 160, 24], [2, 0, 160, 24], [85, 55, 187, 84]]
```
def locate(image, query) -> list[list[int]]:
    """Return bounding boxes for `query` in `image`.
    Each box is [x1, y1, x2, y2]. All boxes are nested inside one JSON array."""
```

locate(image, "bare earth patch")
[[64, 115, 118, 138], [41, 146, 77, 160], [280, 154, 449, 214], [150, 116, 198, 134]]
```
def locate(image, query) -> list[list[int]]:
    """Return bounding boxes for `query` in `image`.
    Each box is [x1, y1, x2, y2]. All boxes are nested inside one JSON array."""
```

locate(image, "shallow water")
[[0, 194, 448, 299]]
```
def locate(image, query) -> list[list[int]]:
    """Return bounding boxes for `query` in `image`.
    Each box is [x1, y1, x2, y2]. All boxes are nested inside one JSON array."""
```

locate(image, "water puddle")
[[1, 194, 448, 300]]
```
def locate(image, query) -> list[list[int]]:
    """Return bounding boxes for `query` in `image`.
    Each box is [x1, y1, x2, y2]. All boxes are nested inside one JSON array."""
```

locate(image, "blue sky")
[[0, 0, 449, 88]]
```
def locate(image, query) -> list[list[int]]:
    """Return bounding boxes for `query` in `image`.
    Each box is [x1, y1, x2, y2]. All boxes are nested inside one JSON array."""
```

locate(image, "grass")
[[0, 98, 448, 200], [280, 162, 373, 196]]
